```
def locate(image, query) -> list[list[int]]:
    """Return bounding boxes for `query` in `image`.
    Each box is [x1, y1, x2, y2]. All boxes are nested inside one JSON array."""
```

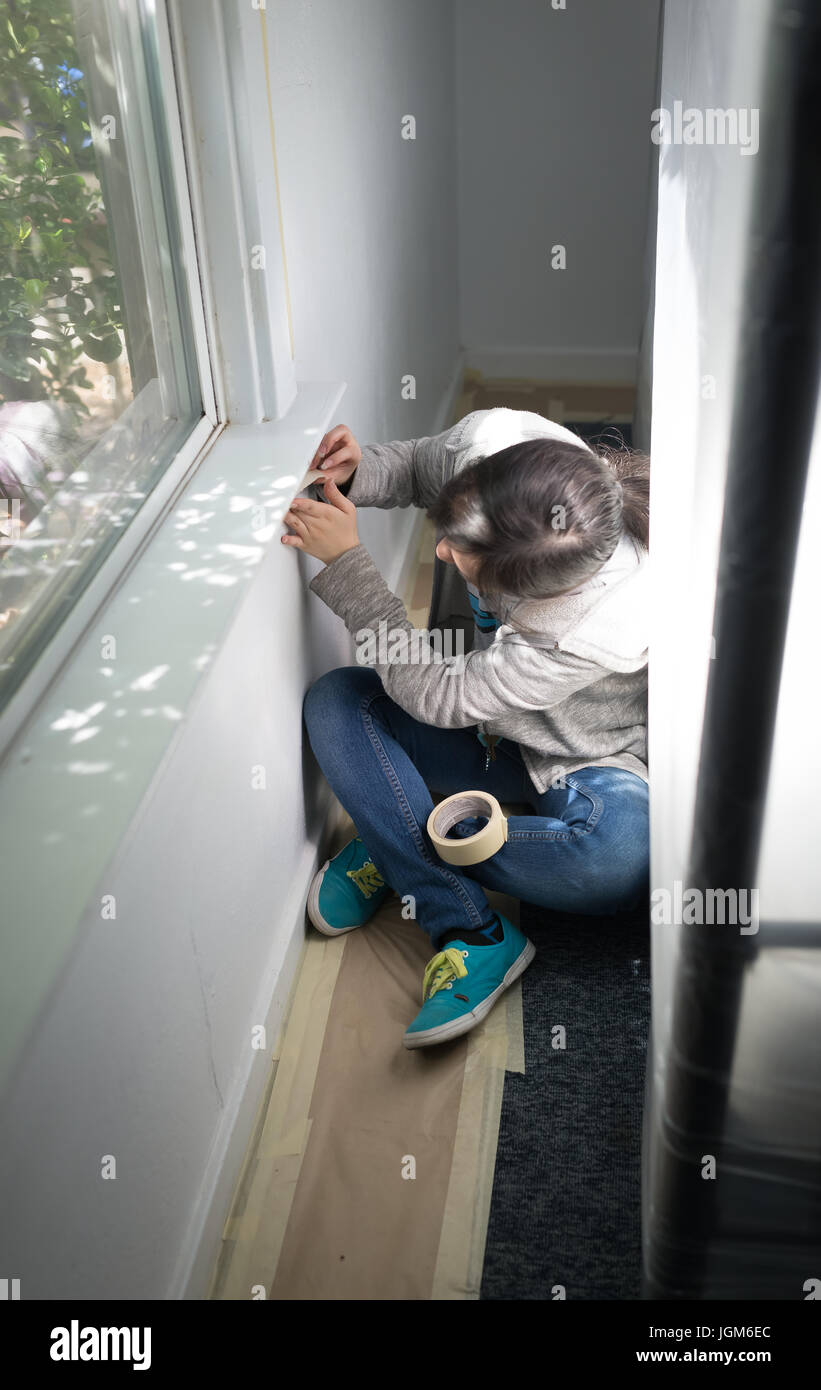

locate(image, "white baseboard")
[[172, 798, 334, 1300], [464, 346, 637, 386], [177, 353, 467, 1301]]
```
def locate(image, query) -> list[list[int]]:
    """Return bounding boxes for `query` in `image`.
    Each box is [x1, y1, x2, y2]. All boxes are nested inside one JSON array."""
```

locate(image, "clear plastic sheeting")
[[644, 0, 821, 1299]]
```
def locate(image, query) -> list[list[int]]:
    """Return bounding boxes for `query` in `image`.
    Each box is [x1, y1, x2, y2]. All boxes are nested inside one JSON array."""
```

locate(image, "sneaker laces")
[[422, 947, 468, 1003], [345, 856, 386, 899]]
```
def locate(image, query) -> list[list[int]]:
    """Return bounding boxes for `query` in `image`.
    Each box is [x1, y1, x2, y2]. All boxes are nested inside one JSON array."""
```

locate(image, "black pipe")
[[644, 0, 821, 1299]]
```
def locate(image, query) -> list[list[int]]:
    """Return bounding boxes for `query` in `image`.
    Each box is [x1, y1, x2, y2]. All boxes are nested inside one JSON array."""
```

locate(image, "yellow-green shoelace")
[[422, 947, 468, 1003]]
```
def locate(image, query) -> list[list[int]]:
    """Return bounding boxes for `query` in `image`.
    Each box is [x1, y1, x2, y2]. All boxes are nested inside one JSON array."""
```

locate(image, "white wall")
[[455, 0, 661, 382], [0, 0, 459, 1300]]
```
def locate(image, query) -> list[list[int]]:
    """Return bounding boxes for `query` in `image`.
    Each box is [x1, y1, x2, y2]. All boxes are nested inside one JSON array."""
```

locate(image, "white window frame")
[[0, 0, 317, 755], [0, 0, 221, 755], [0, 0, 348, 1100], [169, 0, 298, 424]]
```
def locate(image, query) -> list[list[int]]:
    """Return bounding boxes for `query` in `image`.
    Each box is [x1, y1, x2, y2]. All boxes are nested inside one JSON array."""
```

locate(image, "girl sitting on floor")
[[281, 408, 650, 1050]]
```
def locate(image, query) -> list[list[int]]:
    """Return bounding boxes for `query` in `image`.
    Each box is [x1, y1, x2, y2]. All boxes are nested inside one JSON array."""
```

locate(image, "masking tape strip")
[[431, 984, 521, 1299], [208, 936, 346, 1300], [300, 468, 325, 488], [427, 791, 509, 866], [504, 974, 526, 1076], [271, 910, 468, 1300]]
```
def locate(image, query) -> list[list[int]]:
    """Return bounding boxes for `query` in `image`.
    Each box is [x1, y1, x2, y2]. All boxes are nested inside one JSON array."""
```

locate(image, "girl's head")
[[427, 435, 650, 602]]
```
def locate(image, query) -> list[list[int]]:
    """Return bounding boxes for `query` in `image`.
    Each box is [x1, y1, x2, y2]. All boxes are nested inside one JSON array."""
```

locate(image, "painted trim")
[[166, 0, 226, 423], [155, 0, 219, 428], [170, 806, 336, 1301], [171, 0, 297, 423]]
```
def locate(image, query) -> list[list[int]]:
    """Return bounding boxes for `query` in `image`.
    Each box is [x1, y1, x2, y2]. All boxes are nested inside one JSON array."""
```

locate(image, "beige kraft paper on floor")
[[208, 933, 347, 1300], [268, 888, 525, 1300], [430, 978, 525, 1299], [210, 867, 527, 1300], [269, 899, 468, 1300]]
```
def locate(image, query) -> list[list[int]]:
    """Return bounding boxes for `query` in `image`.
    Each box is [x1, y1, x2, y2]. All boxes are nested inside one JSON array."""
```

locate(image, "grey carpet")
[[479, 901, 651, 1300]]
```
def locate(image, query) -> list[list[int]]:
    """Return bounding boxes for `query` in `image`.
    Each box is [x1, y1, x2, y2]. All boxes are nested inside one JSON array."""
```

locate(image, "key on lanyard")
[[484, 735, 499, 772]]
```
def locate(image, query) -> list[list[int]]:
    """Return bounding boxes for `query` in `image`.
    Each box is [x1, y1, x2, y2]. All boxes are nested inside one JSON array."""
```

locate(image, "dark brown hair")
[[427, 432, 650, 601]]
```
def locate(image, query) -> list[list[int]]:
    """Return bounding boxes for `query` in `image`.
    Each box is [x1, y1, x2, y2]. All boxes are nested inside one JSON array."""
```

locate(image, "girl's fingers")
[[284, 511, 309, 534], [280, 534, 304, 548], [323, 424, 351, 448], [313, 424, 350, 466], [322, 478, 355, 513], [319, 445, 354, 471], [289, 496, 330, 516]]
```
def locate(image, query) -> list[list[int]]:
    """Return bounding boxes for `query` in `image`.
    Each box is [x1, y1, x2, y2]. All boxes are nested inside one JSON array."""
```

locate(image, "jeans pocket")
[[561, 774, 605, 835]]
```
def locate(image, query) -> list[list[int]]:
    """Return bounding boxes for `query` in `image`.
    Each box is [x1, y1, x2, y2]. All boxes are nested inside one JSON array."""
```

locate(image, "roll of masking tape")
[[427, 791, 509, 866]]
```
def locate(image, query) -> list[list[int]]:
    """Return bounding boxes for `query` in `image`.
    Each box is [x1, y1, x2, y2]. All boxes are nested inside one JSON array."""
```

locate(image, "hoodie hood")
[[445, 406, 596, 468], [498, 534, 649, 670]]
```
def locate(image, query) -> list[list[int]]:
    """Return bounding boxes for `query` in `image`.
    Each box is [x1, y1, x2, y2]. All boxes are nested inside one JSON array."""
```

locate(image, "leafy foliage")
[[0, 0, 124, 410]]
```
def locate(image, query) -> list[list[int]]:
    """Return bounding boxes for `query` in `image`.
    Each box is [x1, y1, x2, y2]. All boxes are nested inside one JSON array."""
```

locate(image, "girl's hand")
[[309, 423, 361, 485], [281, 479, 360, 564]]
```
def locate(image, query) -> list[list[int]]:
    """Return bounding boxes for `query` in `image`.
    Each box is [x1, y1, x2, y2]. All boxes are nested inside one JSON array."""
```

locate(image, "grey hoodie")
[[308, 408, 648, 795]]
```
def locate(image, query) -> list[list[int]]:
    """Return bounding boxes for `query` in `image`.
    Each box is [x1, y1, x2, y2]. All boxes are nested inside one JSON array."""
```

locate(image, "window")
[[0, 0, 209, 710]]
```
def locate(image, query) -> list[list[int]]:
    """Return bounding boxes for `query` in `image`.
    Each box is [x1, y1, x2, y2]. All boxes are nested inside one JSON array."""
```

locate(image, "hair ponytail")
[[594, 434, 650, 552]]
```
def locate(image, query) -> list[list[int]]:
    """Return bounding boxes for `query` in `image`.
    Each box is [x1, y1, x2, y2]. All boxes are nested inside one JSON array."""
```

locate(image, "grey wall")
[[455, 0, 661, 380], [272, 0, 461, 567]]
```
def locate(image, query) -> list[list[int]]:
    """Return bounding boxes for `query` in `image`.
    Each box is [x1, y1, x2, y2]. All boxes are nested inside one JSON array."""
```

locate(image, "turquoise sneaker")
[[402, 913, 535, 1049], [307, 836, 392, 936]]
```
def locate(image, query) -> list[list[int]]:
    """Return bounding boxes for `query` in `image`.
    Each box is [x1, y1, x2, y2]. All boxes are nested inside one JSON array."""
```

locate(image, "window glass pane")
[[0, 0, 203, 708]]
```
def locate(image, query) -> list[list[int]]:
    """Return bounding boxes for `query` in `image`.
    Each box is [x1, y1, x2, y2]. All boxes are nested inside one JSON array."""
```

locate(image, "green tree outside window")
[[0, 0, 124, 412]]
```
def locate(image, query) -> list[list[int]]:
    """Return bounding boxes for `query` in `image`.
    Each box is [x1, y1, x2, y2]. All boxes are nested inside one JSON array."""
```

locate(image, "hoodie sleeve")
[[303, 430, 451, 510], [305, 408, 545, 510], [309, 544, 608, 726], [338, 426, 458, 510]]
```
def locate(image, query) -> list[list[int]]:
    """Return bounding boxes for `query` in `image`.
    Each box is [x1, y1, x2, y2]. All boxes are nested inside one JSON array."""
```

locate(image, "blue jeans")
[[303, 666, 649, 947]]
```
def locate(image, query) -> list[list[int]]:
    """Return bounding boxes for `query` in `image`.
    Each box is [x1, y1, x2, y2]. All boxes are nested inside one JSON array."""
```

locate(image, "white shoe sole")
[[402, 938, 536, 1049], [306, 860, 366, 937]]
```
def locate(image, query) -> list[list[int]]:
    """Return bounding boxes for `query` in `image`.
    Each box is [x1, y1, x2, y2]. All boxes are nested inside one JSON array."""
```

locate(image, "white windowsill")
[[0, 379, 345, 1095]]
